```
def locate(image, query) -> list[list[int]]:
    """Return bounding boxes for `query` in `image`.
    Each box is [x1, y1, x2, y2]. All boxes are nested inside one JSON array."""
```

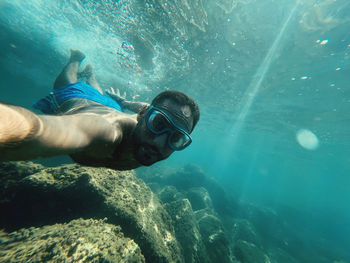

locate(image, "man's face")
[[132, 99, 193, 166]]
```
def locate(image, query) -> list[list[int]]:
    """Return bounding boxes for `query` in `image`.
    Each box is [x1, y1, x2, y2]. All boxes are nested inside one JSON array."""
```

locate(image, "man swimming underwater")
[[0, 49, 199, 170]]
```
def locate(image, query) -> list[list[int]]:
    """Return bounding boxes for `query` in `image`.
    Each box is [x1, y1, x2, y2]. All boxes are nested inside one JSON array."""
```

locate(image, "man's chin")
[[136, 154, 157, 166]]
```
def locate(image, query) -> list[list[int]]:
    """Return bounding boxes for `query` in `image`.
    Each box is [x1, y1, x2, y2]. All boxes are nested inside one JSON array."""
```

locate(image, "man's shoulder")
[[59, 99, 121, 115], [59, 98, 138, 128], [86, 105, 138, 130]]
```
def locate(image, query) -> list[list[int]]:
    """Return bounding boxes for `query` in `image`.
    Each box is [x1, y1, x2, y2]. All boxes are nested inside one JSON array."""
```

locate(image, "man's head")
[[133, 90, 200, 166], [151, 90, 200, 132]]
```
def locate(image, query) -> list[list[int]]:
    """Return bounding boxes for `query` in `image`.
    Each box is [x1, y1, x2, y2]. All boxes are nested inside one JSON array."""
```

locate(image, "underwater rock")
[[240, 204, 280, 235], [239, 203, 292, 251], [233, 240, 270, 263], [164, 164, 208, 189], [151, 183, 225, 263], [231, 219, 261, 247], [137, 164, 238, 217], [0, 218, 144, 263], [267, 247, 299, 263], [0, 161, 44, 183], [138, 164, 237, 262], [0, 162, 183, 263], [185, 187, 214, 211], [145, 182, 162, 194], [158, 185, 186, 204], [195, 209, 233, 263], [164, 198, 209, 263]]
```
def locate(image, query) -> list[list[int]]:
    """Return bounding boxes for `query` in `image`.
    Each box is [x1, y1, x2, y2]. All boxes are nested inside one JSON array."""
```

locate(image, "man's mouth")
[[137, 145, 160, 166]]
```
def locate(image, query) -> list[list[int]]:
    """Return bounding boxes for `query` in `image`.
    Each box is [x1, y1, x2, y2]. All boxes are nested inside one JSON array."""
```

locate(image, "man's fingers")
[[106, 87, 116, 95], [106, 87, 126, 101]]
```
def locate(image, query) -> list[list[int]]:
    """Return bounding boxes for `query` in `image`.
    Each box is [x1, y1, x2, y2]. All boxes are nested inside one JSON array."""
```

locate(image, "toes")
[[69, 49, 86, 62]]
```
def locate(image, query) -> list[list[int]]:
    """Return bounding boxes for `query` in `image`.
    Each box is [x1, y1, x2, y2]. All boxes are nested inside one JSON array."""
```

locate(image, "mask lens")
[[169, 130, 191, 150], [146, 106, 192, 150], [148, 111, 171, 133]]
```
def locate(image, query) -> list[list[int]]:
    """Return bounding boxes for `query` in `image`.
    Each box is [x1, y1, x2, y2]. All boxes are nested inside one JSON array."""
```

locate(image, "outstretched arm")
[[105, 87, 149, 113], [0, 103, 118, 162], [122, 100, 150, 113]]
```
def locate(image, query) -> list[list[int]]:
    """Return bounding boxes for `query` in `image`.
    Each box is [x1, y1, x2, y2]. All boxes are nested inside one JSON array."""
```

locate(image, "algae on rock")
[[164, 198, 209, 263], [0, 218, 144, 263], [0, 162, 183, 263]]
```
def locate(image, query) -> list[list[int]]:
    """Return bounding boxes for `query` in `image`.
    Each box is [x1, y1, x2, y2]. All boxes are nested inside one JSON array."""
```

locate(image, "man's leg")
[[53, 49, 85, 90], [79, 64, 103, 94]]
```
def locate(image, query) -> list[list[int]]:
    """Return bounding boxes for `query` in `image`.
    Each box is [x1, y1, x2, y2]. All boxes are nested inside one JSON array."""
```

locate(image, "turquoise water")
[[1, 0, 349, 261]]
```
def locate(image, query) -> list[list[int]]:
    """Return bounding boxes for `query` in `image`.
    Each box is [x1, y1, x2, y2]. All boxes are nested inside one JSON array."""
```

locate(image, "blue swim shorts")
[[33, 82, 122, 114]]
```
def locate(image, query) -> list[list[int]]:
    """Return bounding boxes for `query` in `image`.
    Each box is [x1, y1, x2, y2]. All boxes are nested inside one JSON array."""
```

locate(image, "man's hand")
[[105, 87, 149, 113], [105, 87, 127, 106]]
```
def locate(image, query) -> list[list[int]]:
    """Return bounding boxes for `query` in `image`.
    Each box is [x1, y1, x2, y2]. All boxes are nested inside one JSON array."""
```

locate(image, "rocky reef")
[[0, 162, 346, 263], [0, 162, 181, 262], [0, 218, 144, 262]]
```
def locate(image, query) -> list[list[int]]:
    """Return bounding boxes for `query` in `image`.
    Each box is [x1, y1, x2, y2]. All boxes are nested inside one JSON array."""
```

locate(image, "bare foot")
[[69, 49, 86, 62], [78, 64, 93, 78]]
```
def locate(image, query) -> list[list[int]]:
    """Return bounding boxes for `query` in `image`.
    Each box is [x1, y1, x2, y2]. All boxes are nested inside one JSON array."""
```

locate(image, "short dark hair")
[[151, 90, 200, 132]]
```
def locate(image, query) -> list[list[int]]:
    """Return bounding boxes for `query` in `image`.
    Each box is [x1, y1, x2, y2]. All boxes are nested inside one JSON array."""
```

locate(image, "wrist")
[[0, 104, 40, 144]]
